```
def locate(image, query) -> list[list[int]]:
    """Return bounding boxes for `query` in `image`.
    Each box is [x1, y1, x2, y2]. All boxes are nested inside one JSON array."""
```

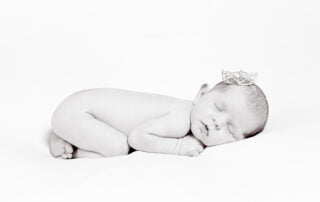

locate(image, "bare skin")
[[49, 87, 203, 159], [49, 83, 257, 159]]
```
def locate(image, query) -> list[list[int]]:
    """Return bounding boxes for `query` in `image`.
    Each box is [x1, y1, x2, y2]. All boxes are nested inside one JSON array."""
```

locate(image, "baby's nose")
[[214, 120, 223, 130], [207, 117, 223, 130]]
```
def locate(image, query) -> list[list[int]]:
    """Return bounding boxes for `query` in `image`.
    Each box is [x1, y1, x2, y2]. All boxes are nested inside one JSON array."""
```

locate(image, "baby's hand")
[[179, 135, 205, 157]]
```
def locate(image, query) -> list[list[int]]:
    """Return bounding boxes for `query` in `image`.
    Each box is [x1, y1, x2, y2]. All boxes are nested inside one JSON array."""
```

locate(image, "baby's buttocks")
[[52, 89, 96, 115], [51, 89, 98, 127]]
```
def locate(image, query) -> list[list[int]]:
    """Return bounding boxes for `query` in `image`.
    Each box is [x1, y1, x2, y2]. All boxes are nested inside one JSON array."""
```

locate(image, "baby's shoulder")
[[169, 100, 193, 131], [171, 100, 193, 114]]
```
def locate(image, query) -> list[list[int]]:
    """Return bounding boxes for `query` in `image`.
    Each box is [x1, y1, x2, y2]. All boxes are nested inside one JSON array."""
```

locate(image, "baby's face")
[[191, 86, 258, 146]]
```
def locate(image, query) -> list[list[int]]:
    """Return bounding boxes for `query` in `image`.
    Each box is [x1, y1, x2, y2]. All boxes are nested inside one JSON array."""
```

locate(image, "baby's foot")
[[49, 133, 74, 159]]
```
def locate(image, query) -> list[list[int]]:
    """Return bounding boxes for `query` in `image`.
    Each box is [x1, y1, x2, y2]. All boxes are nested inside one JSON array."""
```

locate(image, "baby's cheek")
[[191, 122, 205, 138]]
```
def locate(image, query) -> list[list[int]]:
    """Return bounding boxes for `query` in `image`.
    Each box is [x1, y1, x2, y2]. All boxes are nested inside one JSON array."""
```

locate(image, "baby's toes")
[[66, 153, 72, 159], [49, 142, 66, 158], [63, 152, 72, 159], [63, 142, 74, 159], [64, 142, 73, 153], [57, 152, 71, 159]]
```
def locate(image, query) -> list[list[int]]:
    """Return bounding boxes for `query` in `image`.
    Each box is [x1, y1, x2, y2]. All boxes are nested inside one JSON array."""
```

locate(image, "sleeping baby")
[[49, 70, 269, 159]]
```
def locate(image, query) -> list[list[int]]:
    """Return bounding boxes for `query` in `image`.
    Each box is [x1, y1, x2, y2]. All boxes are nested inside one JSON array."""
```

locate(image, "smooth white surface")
[[1, 0, 319, 201]]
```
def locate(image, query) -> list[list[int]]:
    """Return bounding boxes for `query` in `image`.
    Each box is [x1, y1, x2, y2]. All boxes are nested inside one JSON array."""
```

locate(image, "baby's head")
[[190, 71, 269, 146]]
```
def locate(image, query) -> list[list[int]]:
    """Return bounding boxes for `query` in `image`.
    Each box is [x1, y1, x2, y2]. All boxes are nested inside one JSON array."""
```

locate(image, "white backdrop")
[[0, 0, 319, 202]]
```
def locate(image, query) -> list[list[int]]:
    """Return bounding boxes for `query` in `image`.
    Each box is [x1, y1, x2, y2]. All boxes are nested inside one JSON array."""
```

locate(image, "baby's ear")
[[193, 83, 211, 104], [199, 83, 211, 95]]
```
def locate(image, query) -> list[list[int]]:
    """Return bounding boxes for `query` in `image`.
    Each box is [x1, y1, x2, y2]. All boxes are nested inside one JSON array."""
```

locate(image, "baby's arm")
[[128, 112, 204, 156]]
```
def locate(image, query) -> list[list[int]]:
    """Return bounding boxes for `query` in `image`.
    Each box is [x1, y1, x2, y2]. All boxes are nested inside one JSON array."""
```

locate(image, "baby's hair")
[[210, 81, 269, 139]]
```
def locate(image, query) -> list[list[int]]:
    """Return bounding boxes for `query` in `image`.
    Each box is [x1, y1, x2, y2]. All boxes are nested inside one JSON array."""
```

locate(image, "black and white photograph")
[[0, 0, 319, 201]]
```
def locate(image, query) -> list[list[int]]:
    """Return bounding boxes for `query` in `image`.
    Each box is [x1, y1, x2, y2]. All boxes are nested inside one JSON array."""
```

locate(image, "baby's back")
[[53, 88, 190, 135]]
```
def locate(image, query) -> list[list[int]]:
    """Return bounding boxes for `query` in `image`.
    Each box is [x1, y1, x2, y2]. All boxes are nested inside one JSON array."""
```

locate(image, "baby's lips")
[[202, 122, 217, 136], [199, 125, 208, 136]]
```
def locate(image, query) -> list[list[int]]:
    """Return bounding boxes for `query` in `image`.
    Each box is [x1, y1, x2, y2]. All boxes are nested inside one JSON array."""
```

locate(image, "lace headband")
[[222, 69, 257, 86]]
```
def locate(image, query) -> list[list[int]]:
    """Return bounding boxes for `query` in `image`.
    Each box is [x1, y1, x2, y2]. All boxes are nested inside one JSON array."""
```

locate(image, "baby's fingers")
[[189, 146, 204, 157], [188, 150, 200, 157], [197, 146, 204, 153]]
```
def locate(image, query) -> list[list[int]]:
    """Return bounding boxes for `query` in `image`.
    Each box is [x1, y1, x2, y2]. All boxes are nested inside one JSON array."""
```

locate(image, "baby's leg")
[[49, 133, 103, 159], [51, 110, 130, 158]]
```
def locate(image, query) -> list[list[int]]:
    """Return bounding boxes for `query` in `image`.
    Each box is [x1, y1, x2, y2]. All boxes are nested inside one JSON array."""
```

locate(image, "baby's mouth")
[[204, 124, 209, 132], [200, 121, 209, 136]]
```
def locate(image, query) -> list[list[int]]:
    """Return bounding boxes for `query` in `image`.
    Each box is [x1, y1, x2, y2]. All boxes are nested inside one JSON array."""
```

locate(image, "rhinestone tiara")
[[222, 69, 257, 86]]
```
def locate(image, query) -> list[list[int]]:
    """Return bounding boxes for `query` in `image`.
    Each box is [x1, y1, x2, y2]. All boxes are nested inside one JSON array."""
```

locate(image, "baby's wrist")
[[175, 138, 183, 155]]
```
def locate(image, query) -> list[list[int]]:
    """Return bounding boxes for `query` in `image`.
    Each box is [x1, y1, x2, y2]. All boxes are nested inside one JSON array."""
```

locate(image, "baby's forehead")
[[211, 86, 248, 103]]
